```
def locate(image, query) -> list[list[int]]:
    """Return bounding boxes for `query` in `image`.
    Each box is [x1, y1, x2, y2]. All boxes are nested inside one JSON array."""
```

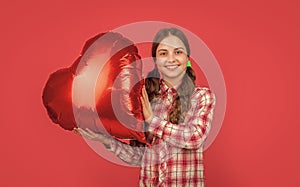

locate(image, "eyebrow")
[[174, 47, 185, 50], [157, 47, 185, 52]]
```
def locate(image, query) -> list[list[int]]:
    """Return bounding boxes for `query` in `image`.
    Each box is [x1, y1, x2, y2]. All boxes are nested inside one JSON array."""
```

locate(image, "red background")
[[1, 0, 299, 186]]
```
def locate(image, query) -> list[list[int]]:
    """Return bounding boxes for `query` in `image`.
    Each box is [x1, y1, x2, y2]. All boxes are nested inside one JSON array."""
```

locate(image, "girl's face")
[[156, 35, 189, 86]]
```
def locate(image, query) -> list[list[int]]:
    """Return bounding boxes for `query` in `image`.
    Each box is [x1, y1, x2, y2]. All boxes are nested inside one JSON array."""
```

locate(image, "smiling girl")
[[75, 28, 216, 187]]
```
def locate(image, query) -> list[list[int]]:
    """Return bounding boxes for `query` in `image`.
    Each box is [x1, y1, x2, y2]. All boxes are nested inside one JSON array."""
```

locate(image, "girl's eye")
[[159, 52, 167, 56], [175, 50, 183, 55]]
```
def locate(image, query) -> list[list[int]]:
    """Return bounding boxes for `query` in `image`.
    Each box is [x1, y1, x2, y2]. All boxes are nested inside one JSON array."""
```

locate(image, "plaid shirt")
[[109, 80, 216, 187]]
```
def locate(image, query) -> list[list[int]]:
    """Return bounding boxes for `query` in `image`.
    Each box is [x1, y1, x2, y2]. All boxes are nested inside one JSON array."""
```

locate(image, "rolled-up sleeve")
[[109, 138, 145, 166]]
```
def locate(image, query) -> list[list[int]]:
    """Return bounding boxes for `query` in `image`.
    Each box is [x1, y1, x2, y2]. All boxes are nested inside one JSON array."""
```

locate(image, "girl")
[[75, 28, 216, 187]]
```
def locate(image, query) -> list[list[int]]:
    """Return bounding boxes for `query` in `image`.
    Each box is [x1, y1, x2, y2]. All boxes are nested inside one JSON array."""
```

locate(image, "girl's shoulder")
[[190, 85, 215, 101]]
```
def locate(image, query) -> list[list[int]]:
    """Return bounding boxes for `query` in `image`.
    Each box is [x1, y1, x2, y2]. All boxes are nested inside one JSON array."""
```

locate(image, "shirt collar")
[[159, 79, 177, 95]]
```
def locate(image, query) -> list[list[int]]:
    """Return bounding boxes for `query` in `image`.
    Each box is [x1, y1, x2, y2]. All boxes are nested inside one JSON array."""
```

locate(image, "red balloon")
[[42, 32, 146, 143]]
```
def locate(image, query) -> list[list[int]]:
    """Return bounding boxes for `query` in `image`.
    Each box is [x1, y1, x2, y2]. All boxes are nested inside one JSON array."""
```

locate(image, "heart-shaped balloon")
[[42, 32, 146, 143]]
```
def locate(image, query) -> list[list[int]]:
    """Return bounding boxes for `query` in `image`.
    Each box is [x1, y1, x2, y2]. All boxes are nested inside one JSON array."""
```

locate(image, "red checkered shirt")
[[109, 80, 216, 187]]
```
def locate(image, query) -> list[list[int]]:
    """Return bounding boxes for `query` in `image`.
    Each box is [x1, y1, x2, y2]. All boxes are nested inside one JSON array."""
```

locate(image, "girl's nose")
[[167, 52, 176, 63]]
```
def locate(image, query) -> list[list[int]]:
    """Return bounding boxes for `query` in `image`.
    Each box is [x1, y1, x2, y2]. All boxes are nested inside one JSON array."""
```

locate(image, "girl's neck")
[[162, 75, 184, 89]]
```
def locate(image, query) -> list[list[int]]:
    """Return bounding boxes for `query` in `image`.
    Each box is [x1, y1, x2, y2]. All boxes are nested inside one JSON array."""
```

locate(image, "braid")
[[186, 66, 196, 82], [145, 67, 160, 102], [168, 67, 196, 124]]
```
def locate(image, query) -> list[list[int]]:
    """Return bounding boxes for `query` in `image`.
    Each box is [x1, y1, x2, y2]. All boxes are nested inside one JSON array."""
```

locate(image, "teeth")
[[166, 65, 178, 70]]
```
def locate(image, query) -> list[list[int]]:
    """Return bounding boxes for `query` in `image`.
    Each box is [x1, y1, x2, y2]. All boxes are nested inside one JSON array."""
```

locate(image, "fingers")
[[142, 86, 149, 102], [85, 128, 103, 137], [140, 86, 154, 122], [73, 127, 97, 140], [141, 86, 150, 108], [85, 128, 95, 134], [74, 128, 86, 137], [140, 96, 145, 108], [73, 128, 81, 135], [140, 88, 146, 109], [140, 89, 149, 113]]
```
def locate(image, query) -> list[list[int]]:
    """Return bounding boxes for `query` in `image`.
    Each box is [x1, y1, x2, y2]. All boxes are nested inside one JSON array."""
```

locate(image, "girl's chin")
[[162, 71, 185, 79]]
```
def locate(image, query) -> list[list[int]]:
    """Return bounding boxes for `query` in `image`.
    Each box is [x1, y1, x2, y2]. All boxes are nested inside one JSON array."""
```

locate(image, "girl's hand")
[[73, 128, 111, 148], [140, 86, 154, 123]]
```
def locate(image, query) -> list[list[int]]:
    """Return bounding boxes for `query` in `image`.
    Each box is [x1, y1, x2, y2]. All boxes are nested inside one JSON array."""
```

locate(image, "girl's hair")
[[145, 28, 196, 124]]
